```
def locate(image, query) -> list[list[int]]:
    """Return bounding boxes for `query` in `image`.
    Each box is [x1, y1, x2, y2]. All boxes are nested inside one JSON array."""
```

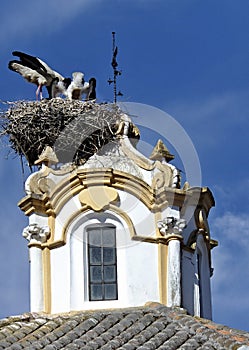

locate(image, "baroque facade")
[[19, 106, 216, 320]]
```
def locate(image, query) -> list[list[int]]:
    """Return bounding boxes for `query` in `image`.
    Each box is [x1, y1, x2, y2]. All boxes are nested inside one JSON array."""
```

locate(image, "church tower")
[[17, 101, 216, 319]]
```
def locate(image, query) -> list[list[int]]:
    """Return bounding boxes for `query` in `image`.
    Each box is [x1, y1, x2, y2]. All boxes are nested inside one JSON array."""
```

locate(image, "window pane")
[[90, 266, 102, 282], [89, 247, 102, 264], [104, 266, 116, 282], [90, 284, 103, 300], [103, 248, 115, 264], [104, 284, 117, 300], [88, 229, 101, 246], [87, 225, 117, 301], [102, 228, 115, 247]]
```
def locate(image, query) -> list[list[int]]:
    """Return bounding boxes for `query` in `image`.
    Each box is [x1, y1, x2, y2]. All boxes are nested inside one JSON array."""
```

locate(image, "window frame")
[[87, 224, 118, 301]]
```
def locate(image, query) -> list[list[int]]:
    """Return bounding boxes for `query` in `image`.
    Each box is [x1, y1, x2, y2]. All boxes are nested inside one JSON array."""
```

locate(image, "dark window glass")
[[89, 247, 101, 264], [89, 230, 102, 246], [104, 284, 117, 300], [87, 225, 118, 301], [103, 266, 116, 282], [90, 266, 102, 282], [90, 284, 102, 301], [103, 248, 115, 264]]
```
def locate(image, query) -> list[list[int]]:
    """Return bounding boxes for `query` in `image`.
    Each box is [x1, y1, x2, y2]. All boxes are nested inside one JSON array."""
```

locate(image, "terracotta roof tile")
[[0, 305, 248, 349]]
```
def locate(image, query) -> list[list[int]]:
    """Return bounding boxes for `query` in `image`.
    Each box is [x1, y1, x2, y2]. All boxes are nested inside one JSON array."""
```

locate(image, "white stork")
[[8, 51, 70, 100], [51, 77, 72, 99], [65, 72, 87, 100], [66, 74, 97, 101]]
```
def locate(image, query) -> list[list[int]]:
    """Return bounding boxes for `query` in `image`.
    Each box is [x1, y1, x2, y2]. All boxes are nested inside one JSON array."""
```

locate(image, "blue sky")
[[0, 0, 249, 332]]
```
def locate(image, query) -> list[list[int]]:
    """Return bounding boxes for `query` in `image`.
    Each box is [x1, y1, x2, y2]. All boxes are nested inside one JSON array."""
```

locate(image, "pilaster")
[[23, 224, 50, 312], [157, 217, 186, 307]]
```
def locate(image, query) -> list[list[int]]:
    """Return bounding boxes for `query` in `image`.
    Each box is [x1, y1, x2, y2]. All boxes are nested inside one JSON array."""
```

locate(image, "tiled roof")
[[0, 303, 248, 350]]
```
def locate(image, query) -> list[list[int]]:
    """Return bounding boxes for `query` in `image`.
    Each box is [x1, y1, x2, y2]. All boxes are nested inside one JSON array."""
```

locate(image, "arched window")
[[193, 233, 212, 319], [87, 225, 118, 301]]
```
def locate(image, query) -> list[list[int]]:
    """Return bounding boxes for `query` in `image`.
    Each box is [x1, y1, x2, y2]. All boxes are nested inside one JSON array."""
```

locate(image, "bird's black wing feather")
[[63, 78, 72, 89], [87, 78, 97, 100], [12, 51, 48, 76], [8, 60, 27, 72]]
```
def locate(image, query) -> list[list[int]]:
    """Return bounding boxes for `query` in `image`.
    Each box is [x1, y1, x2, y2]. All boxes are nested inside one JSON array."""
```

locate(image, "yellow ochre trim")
[[42, 247, 51, 313], [78, 186, 119, 212], [50, 168, 155, 215], [41, 203, 137, 249], [47, 215, 55, 244], [158, 242, 168, 305], [18, 168, 202, 217]]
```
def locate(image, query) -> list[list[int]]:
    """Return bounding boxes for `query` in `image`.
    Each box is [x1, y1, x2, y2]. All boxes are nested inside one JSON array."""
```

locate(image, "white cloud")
[[163, 90, 249, 161], [0, 0, 96, 45], [213, 212, 249, 247], [167, 90, 249, 125], [213, 179, 249, 209], [211, 211, 249, 327], [211, 211, 249, 282]]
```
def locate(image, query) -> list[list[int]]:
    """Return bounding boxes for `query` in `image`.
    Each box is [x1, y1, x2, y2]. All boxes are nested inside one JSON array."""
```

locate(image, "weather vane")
[[108, 31, 123, 103]]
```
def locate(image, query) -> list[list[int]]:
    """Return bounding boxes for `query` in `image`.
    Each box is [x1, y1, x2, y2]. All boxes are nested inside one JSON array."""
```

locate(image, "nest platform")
[[0, 99, 126, 166]]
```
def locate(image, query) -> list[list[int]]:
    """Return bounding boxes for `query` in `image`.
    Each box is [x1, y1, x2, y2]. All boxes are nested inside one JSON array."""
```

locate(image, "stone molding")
[[78, 186, 119, 211], [158, 217, 186, 238], [22, 224, 50, 245]]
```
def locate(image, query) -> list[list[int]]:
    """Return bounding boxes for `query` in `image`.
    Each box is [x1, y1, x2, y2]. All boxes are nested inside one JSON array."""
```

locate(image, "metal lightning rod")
[[108, 31, 123, 103]]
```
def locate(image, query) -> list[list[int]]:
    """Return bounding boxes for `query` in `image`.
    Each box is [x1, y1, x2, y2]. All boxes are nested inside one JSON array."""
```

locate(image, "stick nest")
[[0, 99, 127, 165]]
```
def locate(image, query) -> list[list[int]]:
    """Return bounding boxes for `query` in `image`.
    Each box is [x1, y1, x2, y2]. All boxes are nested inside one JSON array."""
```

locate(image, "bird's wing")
[[37, 57, 64, 80], [12, 51, 47, 74], [86, 78, 96, 100], [82, 81, 90, 93], [12, 51, 64, 81], [8, 61, 47, 85]]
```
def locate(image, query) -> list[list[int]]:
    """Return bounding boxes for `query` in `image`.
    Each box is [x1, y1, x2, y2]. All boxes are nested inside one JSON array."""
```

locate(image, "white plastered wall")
[[50, 192, 160, 313]]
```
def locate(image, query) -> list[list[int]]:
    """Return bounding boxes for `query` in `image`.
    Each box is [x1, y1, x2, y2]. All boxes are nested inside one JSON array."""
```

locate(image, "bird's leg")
[[36, 84, 43, 100], [40, 87, 43, 100], [36, 84, 41, 100]]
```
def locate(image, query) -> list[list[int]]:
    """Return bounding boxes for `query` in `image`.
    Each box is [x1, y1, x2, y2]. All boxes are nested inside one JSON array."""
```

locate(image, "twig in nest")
[[0, 99, 124, 166]]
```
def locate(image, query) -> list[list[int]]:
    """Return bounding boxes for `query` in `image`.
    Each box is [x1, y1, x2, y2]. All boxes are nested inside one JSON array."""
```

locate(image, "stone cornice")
[[187, 187, 215, 213], [18, 168, 214, 222], [18, 194, 54, 216]]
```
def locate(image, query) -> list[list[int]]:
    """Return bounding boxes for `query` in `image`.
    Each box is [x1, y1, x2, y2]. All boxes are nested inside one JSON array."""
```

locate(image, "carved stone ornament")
[[151, 163, 173, 189], [115, 118, 140, 139], [79, 186, 119, 212], [26, 171, 56, 196], [34, 146, 59, 166], [22, 223, 50, 243], [195, 208, 210, 235], [157, 217, 186, 236], [149, 140, 180, 190], [149, 139, 175, 162]]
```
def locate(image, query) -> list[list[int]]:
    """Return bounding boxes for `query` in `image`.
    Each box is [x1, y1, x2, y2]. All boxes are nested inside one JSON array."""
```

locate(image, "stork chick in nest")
[[51, 77, 72, 98], [66, 72, 87, 100]]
